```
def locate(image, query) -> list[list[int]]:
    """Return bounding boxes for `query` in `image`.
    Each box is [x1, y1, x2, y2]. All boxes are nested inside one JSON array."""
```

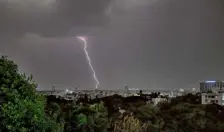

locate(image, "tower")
[[51, 84, 55, 95], [124, 84, 129, 91]]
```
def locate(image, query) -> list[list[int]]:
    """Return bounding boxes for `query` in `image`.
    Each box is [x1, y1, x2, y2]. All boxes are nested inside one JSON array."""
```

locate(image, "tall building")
[[200, 80, 224, 93], [200, 80, 224, 105]]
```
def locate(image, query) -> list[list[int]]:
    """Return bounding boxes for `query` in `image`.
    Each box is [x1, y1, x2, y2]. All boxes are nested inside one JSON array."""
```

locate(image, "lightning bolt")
[[77, 36, 100, 89]]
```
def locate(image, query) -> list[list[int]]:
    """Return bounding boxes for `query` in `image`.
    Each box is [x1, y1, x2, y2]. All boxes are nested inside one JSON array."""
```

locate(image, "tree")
[[46, 102, 65, 128], [70, 102, 109, 132], [0, 56, 62, 132], [90, 102, 109, 132]]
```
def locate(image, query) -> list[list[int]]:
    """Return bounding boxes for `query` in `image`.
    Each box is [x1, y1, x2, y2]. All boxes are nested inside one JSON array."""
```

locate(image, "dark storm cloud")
[[0, 0, 113, 37], [1, 0, 224, 90]]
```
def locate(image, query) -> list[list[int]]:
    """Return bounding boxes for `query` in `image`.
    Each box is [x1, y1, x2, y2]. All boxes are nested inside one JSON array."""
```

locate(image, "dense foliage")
[[0, 56, 63, 131], [1, 56, 224, 132]]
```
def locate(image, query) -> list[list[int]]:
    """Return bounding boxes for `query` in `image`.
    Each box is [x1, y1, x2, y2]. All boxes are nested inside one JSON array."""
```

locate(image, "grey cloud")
[[0, 0, 114, 37], [1, 0, 224, 90]]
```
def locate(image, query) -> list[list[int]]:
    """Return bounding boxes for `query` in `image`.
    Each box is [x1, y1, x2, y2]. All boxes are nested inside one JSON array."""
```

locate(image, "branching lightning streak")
[[77, 37, 99, 89]]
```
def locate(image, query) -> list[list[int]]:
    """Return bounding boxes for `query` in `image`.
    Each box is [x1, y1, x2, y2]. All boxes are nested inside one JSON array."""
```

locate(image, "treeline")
[[1, 56, 224, 132]]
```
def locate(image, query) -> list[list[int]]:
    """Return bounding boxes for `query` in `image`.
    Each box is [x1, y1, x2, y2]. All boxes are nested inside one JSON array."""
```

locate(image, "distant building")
[[152, 96, 167, 105], [200, 80, 224, 105], [200, 80, 224, 93], [201, 92, 224, 105]]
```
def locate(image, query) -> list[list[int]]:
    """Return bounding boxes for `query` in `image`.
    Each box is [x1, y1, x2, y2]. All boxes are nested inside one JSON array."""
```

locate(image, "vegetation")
[[0, 56, 63, 132], [113, 114, 148, 132], [1, 56, 224, 132]]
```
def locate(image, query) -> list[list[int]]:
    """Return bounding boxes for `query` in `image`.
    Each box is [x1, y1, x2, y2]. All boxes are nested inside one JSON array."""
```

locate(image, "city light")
[[205, 81, 216, 83]]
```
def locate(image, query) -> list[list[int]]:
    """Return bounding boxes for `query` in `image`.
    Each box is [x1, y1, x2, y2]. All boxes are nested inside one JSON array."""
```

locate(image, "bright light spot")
[[206, 81, 216, 83], [77, 36, 87, 41]]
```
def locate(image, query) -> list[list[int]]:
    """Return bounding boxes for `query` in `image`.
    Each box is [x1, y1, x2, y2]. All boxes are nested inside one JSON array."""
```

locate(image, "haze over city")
[[0, 0, 224, 90]]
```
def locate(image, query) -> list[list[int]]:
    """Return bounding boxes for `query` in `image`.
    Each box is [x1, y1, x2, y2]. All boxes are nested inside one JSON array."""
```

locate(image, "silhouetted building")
[[124, 85, 129, 91]]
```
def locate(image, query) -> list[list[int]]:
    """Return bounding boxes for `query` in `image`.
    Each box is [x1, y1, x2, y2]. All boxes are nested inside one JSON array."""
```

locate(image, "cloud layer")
[[0, 0, 115, 37], [1, 0, 224, 90]]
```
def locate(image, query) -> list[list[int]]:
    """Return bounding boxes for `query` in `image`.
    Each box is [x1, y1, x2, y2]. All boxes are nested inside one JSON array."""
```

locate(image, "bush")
[[71, 101, 110, 132], [113, 115, 148, 132]]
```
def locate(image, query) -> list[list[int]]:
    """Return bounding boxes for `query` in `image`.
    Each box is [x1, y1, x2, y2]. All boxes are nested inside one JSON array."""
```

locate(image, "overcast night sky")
[[0, 0, 224, 90]]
